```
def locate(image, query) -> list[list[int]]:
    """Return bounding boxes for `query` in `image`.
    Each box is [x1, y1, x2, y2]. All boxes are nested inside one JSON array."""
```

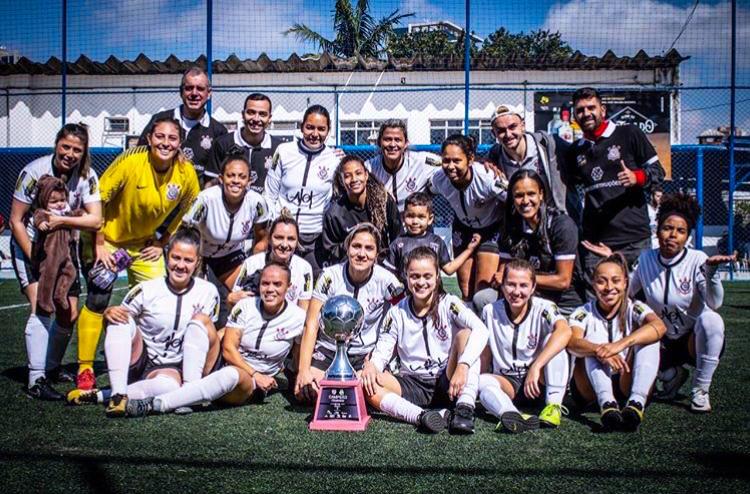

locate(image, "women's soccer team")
[[9, 69, 733, 434]]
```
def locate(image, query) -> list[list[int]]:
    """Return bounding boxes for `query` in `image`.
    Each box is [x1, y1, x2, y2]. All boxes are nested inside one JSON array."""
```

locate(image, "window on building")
[[430, 119, 494, 146], [221, 121, 238, 132], [267, 121, 299, 143], [104, 117, 130, 134], [340, 120, 384, 146]]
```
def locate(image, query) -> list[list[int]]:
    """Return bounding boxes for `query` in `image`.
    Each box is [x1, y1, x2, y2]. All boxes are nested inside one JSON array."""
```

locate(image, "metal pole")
[[696, 146, 704, 250], [61, 0, 67, 126], [206, 0, 213, 116], [463, 0, 470, 136], [728, 0, 737, 279], [334, 86, 340, 147]]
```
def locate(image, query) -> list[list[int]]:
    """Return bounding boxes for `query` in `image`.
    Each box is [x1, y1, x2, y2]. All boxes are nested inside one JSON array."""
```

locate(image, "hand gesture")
[[582, 240, 613, 258], [467, 233, 481, 250], [617, 160, 637, 188], [706, 254, 736, 266], [103, 305, 131, 325]]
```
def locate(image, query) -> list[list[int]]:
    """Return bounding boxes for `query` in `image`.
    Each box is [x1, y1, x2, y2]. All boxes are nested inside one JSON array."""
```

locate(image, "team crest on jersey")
[[529, 256, 541, 269], [452, 230, 462, 248], [678, 277, 692, 295], [474, 197, 486, 208], [317, 165, 328, 180], [249, 170, 258, 185], [200, 135, 213, 150], [405, 176, 417, 192], [366, 297, 382, 313], [591, 166, 603, 182], [123, 285, 142, 305], [183, 146, 195, 160], [576, 154, 587, 167], [527, 332, 538, 350], [241, 220, 252, 236], [435, 325, 449, 342], [264, 155, 273, 170], [166, 183, 181, 201], [607, 145, 621, 162], [286, 284, 299, 302], [275, 327, 289, 341]]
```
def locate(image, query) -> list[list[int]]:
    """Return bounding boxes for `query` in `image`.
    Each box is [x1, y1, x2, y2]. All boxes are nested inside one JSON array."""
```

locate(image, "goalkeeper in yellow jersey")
[[74, 116, 200, 391]]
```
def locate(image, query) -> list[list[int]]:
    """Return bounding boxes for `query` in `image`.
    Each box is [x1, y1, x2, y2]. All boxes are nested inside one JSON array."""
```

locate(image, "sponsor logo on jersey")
[[633, 302, 647, 316], [288, 189, 314, 208], [303, 272, 312, 292], [573, 310, 586, 322], [15, 171, 27, 193], [166, 183, 181, 201], [200, 135, 213, 150], [264, 155, 273, 170], [607, 145, 621, 162], [576, 154, 587, 167], [275, 327, 289, 341], [405, 176, 417, 192], [382, 315, 394, 334], [678, 277, 692, 295], [449, 302, 462, 316], [542, 308, 554, 325], [183, 147, 195, 160], [123, 285, 142, 305], [229, 305, 243, 322], [24, 176, 38, 200], [88, 176, 98, 195], [591, 166, 604, 182], [191, 200, 206, 221], [255, 201, 266, 218]]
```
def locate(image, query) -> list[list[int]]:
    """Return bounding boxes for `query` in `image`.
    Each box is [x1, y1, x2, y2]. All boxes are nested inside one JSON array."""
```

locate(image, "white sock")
[[544, 350, 569, 405], [104, 320, 136, 395], [478, 374, 518, 417], [182, 320, 210, 384], [456, 361, 480, 408], [585, 357, 615, 408], [127, 374, 181, 400], [46, 321, 73, 371], [155, 366, 240, 413], [25, 313, 52, 387], [629, 342, 660, 406], [379, 392, 424, 425], [693, 311, 725, 392]]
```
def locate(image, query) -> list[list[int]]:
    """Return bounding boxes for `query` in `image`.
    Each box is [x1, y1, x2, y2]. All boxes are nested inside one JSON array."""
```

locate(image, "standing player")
[[138, 66, 227, 182], [365, 119, 441, 212], [205, 93, 282, 192], [75, 116, 200, 390], [478, 259, 572, 433], [647, 184, 663, 248], [294, 223, 403, 403], [431, 134, 506, 301], [362, 247, 489, 434], [567, 254, 666, 431], [9, 124, 102, 396], [565, 87, 665, 287], [263, 105, 339, 274], [631, 193, 732, 412]]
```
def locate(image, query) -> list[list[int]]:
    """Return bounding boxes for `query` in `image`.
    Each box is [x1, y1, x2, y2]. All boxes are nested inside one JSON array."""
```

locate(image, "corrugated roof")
[[0, 49, 687, 76]]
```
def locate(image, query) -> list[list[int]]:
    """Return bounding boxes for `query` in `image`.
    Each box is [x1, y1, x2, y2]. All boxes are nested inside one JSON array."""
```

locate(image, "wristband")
[[633, 169, 647, 186]]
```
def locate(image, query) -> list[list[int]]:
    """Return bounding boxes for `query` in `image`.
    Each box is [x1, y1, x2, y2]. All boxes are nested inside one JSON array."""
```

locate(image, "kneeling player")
[[478, 259, 572, 433], [568, 254, 666, 432], [361, 247, 489, 434], [68, 228, 220, 417], [124, 262, 306, 416]]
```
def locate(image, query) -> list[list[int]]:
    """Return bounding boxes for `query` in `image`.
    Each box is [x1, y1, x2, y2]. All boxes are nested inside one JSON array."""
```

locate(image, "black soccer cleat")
[[47, 367, 76, 384], [25, 377, 65, 401], [499, 411, 540, 434], [418, 409, 449, 433], [600, 401, 624, 432], [126, 397, 154, 418], [449, 404, 476, 434], [621, 400, 644, 432]]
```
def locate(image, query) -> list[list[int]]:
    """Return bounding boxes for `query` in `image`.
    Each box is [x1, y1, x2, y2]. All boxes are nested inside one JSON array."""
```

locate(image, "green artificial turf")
[[0, 279, 748, 493]]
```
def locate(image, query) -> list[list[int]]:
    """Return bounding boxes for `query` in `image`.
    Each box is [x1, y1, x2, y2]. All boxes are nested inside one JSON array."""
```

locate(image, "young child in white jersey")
[[361, 246, 489, 434], [478, 259, 572, 433], [631, 193, 733, 412], [123, 262, 307, 416], [568, 253, 667, 432]]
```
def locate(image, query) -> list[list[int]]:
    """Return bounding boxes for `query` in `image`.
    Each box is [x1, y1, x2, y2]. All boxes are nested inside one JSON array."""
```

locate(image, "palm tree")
[[285, 0, 413, 58]]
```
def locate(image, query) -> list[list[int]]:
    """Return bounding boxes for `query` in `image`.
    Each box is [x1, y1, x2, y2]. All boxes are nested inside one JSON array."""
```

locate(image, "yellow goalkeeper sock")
[[77, 306, 104, 373]]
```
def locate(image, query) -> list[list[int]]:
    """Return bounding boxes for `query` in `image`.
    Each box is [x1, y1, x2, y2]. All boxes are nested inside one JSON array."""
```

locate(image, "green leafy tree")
[[284, 0, 413, 58], [388, 30, 479, 58], [480, 28, 573, 59]]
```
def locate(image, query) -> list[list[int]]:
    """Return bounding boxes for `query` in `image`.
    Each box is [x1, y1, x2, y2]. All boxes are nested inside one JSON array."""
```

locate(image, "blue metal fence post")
[[696, 147, 704, 250], [334, 86, 340, 147], [728, 0, 737, 279], [61, 0, 67, 126], [206, 0, 213, 116], [463, 0, 470, 136]]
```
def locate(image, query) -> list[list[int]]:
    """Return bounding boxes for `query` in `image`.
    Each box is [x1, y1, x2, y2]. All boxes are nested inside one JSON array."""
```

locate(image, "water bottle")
[[88, 248, 133, 291]]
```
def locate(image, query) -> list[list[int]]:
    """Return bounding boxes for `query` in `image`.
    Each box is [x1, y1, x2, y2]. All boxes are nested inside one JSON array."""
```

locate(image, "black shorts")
[[10, 236, 81, 296], [660, 333, 726, 370], [496, 370, 546, 404], [128, 349, 181, 382], [395, 370, 451, 408], [452, 218, 501, 255], [310, 344, 368, 373], [205, 249, 246, 279]]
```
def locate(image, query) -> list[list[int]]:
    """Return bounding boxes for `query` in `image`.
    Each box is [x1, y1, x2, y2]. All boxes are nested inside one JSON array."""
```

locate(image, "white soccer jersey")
[[122, 277, 220, 366], [225, 297, 306, 375], [263, 140, 339, 235], [365, 150, 441, 211], [568, 299, 653, 359], [13, 154, 101, 210], [370, 294, 489, 378], [313, 262, 404, 355], [430, 163, 506, 229], [631, 248, 721, 340], [232, 253, 313, 306], [482, 296, 566, 376]]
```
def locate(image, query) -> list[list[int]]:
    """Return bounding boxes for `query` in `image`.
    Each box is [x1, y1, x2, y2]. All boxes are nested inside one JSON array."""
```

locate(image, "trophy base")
[[309, 378, 371, 432]]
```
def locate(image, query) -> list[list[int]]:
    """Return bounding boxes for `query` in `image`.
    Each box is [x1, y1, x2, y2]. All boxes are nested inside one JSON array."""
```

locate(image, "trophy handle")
[[325, 340, 356, 381]]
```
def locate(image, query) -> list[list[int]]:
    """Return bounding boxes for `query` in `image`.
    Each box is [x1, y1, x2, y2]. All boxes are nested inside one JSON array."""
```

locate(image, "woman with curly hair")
[[320, 155, 401, 265]]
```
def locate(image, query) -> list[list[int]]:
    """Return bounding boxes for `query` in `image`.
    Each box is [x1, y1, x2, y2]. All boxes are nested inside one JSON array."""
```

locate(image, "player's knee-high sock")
[[585, 357, 615, 408], [629, 342, 660, 406], [693, 311, 725, 392], [379, 392, 424, 425], [154, 366, 240, 413], [456, 360, 480, 407], [25, 313, 52, 387], [127, 375, 181, 400], [478, 374, 518, 417], [77, 306, 104, 373], [182, 319, 209, 384], [46, 321, 72, 371], [104, 320, 135, 395], [544, 350, 569, 406]]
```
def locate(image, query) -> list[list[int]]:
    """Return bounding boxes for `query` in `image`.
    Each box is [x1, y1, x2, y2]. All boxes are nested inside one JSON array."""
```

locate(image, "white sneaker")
[[690, 387, 712, 413]]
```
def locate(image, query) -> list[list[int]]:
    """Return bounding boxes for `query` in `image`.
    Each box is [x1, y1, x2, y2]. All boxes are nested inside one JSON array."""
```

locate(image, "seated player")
[[478, 259, 572, 433], [123, 262, 306, 416], [567, 254, 666, 432], [361, 247, 490, 434], [294, 223, 403, 403], [67, 228, 220, 417], [385, 192, 479, 281]]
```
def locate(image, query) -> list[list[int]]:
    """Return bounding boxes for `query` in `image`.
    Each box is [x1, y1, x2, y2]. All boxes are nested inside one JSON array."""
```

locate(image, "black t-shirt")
[[499, 210, 584, 308], [565, 123, 663, 246], [386, 231, 452, 280], [137, 107, 228, 180], [205, 130, 283, 193]]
